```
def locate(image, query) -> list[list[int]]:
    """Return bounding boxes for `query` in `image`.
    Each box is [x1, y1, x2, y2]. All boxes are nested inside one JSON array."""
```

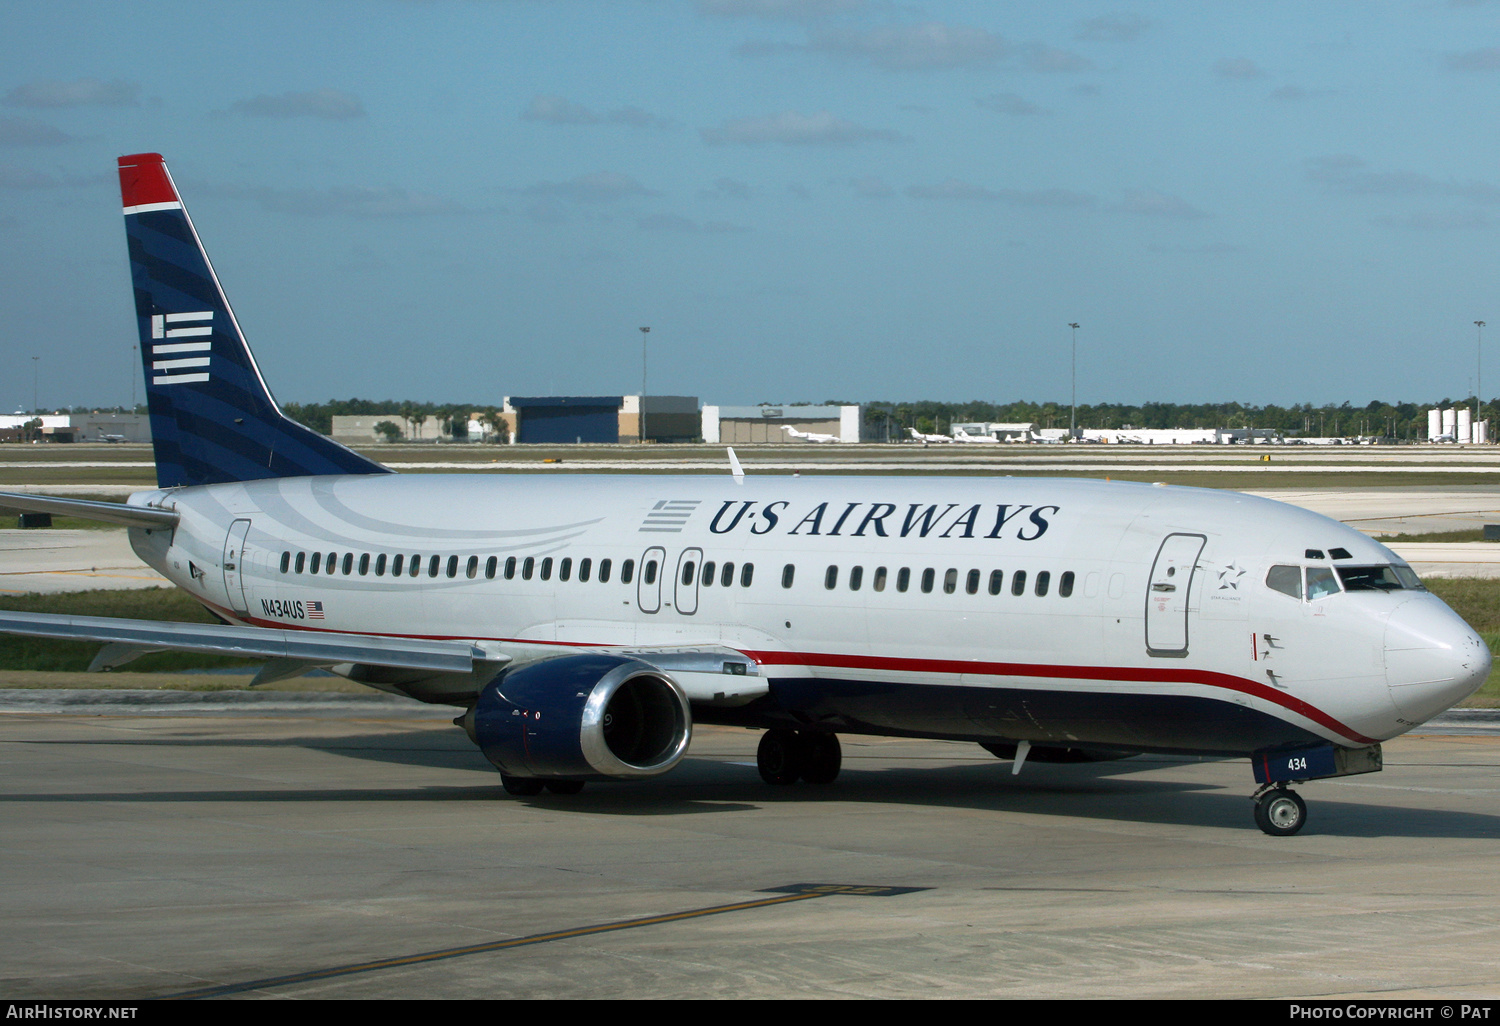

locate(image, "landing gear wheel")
[[1254, 787, 1307, 836], [544, 780, 585, 795], [757, 729, 805, 785], [501, 774, 544, 796], [800, 733, 842, 785]]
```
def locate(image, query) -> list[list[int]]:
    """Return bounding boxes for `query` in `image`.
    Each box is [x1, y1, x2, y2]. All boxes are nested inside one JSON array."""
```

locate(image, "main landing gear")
[[1251, 783, 1307, 836], [757, 729, 841, 786], [501, 775, 585, 796]]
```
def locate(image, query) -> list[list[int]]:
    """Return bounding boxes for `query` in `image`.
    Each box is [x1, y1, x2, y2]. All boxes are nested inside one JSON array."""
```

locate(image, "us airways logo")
[[262, 598, 324, 620], [149, 310, 212, 386], [708, 500, 1058, 540]]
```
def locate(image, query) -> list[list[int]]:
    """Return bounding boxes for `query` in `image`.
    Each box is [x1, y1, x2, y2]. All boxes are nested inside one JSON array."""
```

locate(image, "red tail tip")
[[118, 152, 177, 209]]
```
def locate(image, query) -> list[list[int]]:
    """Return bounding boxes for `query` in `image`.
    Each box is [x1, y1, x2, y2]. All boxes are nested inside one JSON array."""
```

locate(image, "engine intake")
[[468, 654, 691, 781]]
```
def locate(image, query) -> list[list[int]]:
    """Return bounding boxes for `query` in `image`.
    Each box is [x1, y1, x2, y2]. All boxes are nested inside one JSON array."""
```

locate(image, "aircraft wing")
[[0, 609, 490, 682], [0, 610, 770, 702], [0, 491, 179, 530]]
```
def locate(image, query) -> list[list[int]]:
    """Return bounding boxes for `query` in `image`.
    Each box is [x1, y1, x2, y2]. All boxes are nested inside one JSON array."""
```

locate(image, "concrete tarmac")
[[4, 705, 1500, 1000]]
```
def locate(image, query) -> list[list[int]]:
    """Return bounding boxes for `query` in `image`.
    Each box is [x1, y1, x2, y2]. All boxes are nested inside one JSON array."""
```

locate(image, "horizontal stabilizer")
[[0, 491, 179, 530], [0, 610, 487, 676]]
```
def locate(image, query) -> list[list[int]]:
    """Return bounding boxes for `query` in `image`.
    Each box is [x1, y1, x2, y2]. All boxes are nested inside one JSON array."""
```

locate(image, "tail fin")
[[118, 153, 390, 488]]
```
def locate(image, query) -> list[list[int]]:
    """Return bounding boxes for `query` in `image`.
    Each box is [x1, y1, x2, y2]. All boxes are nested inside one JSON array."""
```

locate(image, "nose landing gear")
[[1252, 784, 1306, 836]]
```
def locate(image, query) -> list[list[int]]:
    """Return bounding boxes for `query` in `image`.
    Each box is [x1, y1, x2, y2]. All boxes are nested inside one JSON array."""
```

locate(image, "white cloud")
[[226, 89, 365, 120], [1020, 44, 1094, 73], [1213, 58, 1264, 80], [702, 110, 899, 145], [1117, 189, 1207, 219], [1444, 47, 1500, 71], [524, 171, 659, 202], [976, 92, 1051, 116], [637, 213, 749, 233], [696, 0, 867, 20], [699, 177, 754, 200], [0, 118, 72, 146], [905, 179, 1094, 208], [1074, 14, 1152, 42], [210, 183, 468, 218], [808, 22, 1008, 71], [1306, 155, 1500, 204], [3, 78, 139, 108]]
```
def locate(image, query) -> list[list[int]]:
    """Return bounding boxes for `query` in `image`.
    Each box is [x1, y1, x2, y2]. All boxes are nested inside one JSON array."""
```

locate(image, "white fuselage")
[[127, 474, 1488, 755]]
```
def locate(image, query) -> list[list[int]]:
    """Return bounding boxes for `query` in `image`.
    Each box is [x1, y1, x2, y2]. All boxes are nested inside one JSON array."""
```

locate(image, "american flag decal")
[[307, 600, 325, 619], [149, 310, 212, 385], [640, 499, 701, 533]]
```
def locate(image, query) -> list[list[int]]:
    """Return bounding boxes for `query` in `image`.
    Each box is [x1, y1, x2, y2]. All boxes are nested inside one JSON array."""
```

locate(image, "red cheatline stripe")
[[203, 597, 1375, 745]]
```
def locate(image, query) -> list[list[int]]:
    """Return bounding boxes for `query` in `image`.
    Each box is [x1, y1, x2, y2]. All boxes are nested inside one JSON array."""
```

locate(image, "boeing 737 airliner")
[[0, 154, 1489, 836]]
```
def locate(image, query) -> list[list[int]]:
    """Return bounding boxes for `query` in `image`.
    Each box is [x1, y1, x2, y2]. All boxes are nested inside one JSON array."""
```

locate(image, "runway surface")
[[4, 706, 1499, 999]]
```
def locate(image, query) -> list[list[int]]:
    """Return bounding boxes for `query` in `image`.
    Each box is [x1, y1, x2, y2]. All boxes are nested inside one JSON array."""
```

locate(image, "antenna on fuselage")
[[726, 446, 744, 485]]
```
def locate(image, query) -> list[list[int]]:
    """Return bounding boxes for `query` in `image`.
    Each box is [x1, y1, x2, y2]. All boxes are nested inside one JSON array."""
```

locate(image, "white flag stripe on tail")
[[164, 325, 212, 338], [153, 373, 210, 385], [152, 342, 211, 355], [165, 312, 212, 323], [153, 357, 210, 371]]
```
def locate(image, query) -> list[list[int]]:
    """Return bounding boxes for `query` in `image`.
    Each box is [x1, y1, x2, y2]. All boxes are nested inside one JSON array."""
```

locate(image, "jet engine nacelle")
[[468, 654, 692, 781]]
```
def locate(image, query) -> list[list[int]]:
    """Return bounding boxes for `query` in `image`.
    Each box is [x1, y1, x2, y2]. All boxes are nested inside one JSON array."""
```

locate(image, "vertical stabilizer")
[[119, 153, 391, 488]]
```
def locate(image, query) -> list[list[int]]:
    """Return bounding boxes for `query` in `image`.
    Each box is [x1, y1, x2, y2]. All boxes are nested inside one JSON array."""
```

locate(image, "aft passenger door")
[[1146, 533, 1205, 657], [222, 518, 252, 616]]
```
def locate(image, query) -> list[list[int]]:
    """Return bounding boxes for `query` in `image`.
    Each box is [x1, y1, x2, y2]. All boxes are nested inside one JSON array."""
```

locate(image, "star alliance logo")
[[1217, 562, 1247, 590]]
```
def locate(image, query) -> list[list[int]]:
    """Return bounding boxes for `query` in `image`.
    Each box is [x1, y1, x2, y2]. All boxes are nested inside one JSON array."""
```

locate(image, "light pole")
[[1068, 323, 1080, 440], [639, 326, 650, 444], [1477, 321, 1486, 444], [32, 355, 38, 414]]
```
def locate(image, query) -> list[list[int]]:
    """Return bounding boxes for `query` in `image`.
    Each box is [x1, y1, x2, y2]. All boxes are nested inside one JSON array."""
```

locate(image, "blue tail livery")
[[119, 153, 390, 489]]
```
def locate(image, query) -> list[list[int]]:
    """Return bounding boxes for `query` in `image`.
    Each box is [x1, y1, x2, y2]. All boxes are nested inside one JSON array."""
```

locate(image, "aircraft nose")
[[1384, 595, 1491, 722]]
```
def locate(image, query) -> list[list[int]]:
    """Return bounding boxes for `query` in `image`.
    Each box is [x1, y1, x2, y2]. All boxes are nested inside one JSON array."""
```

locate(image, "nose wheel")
[[1252, 785, 1307, 836]]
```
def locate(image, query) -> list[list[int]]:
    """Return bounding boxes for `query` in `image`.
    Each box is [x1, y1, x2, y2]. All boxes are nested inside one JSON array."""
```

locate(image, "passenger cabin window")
[[643, 559, 657, 585], [295, 552, 305, 574], [741, 563, 754, 587], [988, 570, 1003, 596], [897, 568, 911, 593], [485, 556, 498, 580], [599, 558, 612, 583], [943, 569, 957, 595], [409, 555, 420, 578], [921, 568, 935, 594], [358, 554, 370, 576], [447, 555, 460, 579], [1059, 571, 1075, 598], [621, 559, 634, 584], [681, 561, 695, 586], [1035, 570, 1051, 597], [428, 555, 440, 578], [578, 558, 591, 582], [966, 569, 980, 595], [849, 566, 863, 591], [701, 561, 716, 586], [540, 557, 553, 581], [467, 556, 479, 580], [559, 557, 572, 582], [721, 562, 735, 588], [342, 553, 354, 575], [310, 552, 322, 574], [326, 552, 337, 575], [280, 552, 290, 574], [522, 556, 535, 580], [505, 556, 517, 580], [825, 565, 839, 590], [781, 564, 795, 588], [391, 554, 403, 576], [375, 554, 387, 576], [873, 566, 887, 592], [1011, 570, 1027, 596]]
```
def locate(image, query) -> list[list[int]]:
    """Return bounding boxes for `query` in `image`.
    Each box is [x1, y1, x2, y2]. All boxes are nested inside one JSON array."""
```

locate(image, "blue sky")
[[4, 1, 1500, 412]]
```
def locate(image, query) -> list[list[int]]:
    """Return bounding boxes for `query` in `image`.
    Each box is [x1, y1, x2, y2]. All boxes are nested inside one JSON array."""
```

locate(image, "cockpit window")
[[1392, 564, 1425, 591], [1305, 566, 1340, 600], [1266, 565, 1301, 598], [1338, 564, 1425, 592]]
